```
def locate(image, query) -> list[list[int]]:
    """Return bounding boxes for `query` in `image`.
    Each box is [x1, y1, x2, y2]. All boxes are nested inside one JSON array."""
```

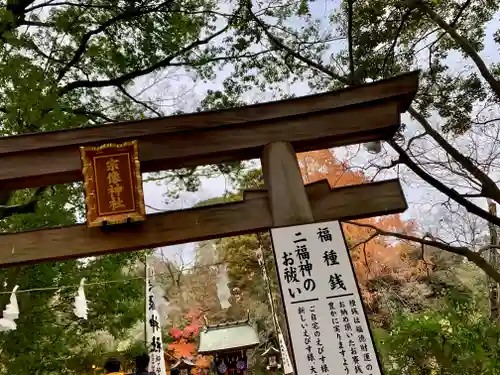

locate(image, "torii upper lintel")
[[0, 71, 418, 190]]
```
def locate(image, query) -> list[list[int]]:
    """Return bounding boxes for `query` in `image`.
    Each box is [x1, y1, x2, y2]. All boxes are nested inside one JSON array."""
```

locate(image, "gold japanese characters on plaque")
[[80, 140, 146, 227]]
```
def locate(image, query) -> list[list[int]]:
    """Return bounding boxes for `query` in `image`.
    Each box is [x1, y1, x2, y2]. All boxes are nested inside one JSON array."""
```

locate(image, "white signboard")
[[278, 329, 294, 374], [271, 220, 382, 375], [146, 266, 167, 375]]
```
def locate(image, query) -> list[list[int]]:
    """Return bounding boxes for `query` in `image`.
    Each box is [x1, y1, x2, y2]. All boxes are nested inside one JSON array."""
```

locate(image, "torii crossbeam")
[[0, 71, 419, 268]]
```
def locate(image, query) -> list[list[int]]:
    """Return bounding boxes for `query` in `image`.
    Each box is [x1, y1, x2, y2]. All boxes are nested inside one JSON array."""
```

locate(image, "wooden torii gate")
[[0, 71, 418, 268]]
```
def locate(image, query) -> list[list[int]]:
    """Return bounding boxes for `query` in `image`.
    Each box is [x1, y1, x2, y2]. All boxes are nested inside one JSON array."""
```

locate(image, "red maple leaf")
[[170, 327, 183, 340]]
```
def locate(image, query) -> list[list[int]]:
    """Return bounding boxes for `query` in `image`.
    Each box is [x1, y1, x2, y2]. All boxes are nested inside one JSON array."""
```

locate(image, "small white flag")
[[216, 265, 231, 309], [256, 248, 264, 266], [73, 278, 88, 320], [0, 285, 19, 331], [278, 329, 294, 375]]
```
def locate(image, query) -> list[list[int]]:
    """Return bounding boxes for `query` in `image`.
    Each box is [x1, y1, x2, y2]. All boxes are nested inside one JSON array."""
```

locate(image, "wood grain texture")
[[0, 179, 407, 268], [262, 142, 314, 226], [0, 71, 418, 154], [0, 72, 419, 190], [0, 101, 401, 189]]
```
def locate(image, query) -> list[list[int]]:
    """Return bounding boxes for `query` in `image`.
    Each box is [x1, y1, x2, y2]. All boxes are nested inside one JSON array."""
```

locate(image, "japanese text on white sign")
[[271, 220, 382, 375], [146, 266, 167, 375]]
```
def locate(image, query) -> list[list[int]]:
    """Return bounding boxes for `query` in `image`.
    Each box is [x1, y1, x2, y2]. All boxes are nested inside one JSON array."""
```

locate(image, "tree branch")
[[0, 187, 47, 220], [425, 0, 472, 52], [25, 39, 64, 64], [69, 108, 117, 123], [390, 139, 500, 227], [56, 0, 175, 82], [344, 220, 500, 283], [117, 85, 162, 117], [381, 8, 413, 75], [167, 50, 272, 67], [349, 231, 378, 251], [408, 106, 500, 203], [1, 0, 37, 41], [25, 1, 116, 13], [347, 0, 355, 83], [478, 244, 500, 254], [22, 20, 55, 27], [248, 5, 348, 84], [412, 0, 500, 99], [59, 23, 230, 95], [462, 193, 485, 198]]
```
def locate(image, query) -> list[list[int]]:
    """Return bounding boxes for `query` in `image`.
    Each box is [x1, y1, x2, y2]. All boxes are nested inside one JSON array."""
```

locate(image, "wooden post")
[[487, 199, 499, 319], [262, 141, 314, 226], [261, 141, 314, 375]]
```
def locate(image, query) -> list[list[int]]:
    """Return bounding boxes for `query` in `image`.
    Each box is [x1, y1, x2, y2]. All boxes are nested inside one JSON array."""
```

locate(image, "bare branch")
[[117, 85, 162, 117], [462, 193, 485, 198], [478, 244, 500, 254], [412, 0, 500, 99], [344, 220, 500, 283], [362, 243, 371, 274], [408, 106, 500, 203], [349, 231, 378, 251], [390, 139, 500, 227], [166, 50, 272, 67]]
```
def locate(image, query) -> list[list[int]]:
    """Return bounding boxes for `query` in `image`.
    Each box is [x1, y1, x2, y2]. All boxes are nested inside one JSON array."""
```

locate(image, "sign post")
[[271, 220, 383, 375], [261, 141, 316, 375], [145, 264, 167, 375]]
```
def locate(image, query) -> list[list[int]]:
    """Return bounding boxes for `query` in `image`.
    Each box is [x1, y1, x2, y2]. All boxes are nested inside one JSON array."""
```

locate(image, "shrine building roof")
[[198, 319, 260, 354], [262, 346, 280, 357], [172, 358, 196, 369]]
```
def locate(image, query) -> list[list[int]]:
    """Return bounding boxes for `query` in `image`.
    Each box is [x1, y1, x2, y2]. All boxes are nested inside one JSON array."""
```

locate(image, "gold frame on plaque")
[[80, 140, 146, 227]]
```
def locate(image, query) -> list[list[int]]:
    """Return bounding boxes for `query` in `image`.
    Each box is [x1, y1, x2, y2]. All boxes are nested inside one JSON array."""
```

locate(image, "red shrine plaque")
[[80, 140, 146, 228]]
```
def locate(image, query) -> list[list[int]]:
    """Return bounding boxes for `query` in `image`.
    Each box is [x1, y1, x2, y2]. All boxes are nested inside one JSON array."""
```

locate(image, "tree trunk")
[[487, 199, 499, 320]]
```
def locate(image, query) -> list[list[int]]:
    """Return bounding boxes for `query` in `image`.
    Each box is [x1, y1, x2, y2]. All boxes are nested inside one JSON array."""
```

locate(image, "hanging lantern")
[[262, 347, 281, 372], [217, 360, 227, 375]]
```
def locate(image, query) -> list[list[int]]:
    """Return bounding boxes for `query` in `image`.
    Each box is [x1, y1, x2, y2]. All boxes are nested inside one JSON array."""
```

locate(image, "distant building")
[[198, 318, 260, 375]]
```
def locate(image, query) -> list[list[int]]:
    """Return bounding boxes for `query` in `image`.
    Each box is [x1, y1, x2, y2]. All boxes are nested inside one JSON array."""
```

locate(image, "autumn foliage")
[[297, 150, 427, 307], [167, 310, 201, 359], [166, 311, 212, 373]]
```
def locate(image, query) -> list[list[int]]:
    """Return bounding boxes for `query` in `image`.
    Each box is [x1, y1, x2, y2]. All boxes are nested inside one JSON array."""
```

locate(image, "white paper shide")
[[73, 278, 88, 320], [146, 266, 167, 375], [271, 221, 382, 375], [0, 285, 19, 331]]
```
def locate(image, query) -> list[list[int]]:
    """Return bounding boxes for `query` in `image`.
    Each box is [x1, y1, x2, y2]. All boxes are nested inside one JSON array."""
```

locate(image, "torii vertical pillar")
[[261, 141, 315, 375], [262, 141, 314, 226]]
